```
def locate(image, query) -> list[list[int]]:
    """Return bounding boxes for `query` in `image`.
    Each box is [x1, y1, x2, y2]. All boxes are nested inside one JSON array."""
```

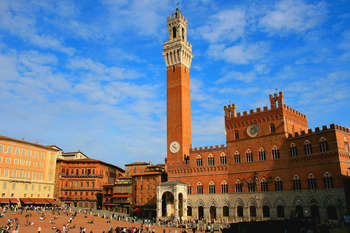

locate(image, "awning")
[[112, 194, 130, 198], [0, 198, 10, 204], [20, 198, 33, 204], [9, 198, 19, 204]]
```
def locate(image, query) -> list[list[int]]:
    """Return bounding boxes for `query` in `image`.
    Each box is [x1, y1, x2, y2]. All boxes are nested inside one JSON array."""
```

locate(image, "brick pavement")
[[0, 211, 205, 233]]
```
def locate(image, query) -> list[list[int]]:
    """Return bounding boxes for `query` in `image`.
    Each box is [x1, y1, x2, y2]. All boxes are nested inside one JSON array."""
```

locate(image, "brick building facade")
[[56, 152, 124, 209], [157, 9, 350, 223]]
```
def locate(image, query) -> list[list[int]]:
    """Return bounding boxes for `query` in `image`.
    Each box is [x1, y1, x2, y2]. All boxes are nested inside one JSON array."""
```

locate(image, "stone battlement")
[[283, 104, 306, 119], [190, 144, 226, 153], [168, 8, 187, 23], [287, 124, 350, 138]]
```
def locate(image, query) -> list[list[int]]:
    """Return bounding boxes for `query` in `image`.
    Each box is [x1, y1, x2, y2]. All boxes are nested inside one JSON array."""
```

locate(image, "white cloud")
[[208, 42, 269, 64], [217, 70, 257, 83], [260, 0, 326, 34], [197, 9, 246, 43]]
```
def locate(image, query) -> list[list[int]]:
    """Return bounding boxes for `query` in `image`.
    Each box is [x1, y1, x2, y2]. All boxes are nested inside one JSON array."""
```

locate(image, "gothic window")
[[209, 181, 215, 194], [187, 185, 192, 194], [221, 180, 228, 193], [237, 206, 244, 217], [275, 177, 283, 191], [263, 206, 270, 217], [258, 147, 266, 161], [196, 156, 203, 167], [261, 178, 268, 192], [208, 154, 214, 166], [345, 137, 349, 152], [220, 153, 227, 165], [293, 175, 301, 191], [277, 205, 285, 217], [319, 137, 329, 152], [197, 182, 203, 194], [182, 28, 184, 40], [235, 179, 242, 193], [172, 27, 176, 39], [304, 140, 313, 155], [187, 206, 192, 216], [290, 143, 298, 157], [223, 206, 229, 217], [235, 131, 239, 140], [248, 179, 255, 192], [250, 206, 257, 217], [234, 151, 241, 164], [270, 124, 276, 133], [272, 145, 280, 160], [246, 149, 253, 163], [323, 172, 334, 189], [308, 173, 317, 190]]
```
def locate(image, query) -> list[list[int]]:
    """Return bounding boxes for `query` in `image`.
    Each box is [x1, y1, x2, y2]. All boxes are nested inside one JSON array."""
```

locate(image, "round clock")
[[247, 124, 259, 137], [169, 141, 180, 154]]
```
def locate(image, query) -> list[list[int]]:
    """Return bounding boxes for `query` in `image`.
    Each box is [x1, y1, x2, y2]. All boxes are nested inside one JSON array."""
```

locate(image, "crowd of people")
[[0, 206, 205, 233]]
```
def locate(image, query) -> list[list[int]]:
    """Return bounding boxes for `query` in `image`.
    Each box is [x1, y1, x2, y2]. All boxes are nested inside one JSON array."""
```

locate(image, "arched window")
[[223, 206, 229, 217], [182, 28, 185, 40], [272, 145, 280, 160], [308, 173, 317, 190], [234, 151, 241, 164], [197, 182, 203, 194], [261, 178, 268, 192], [237, 206, 243, 217], [290, 143, 298, 157], [293, 175, 301, 191], [250, 206, 257, 217], [235, 179, 242, 193], [304, 140, 312, 155], [248, 179, 255, 192], [275, 177, 283, 191], [196, 155, 203, 167], [246, 149, 253, 163], [172, 27, 176, 39], [187, 206, 192, 216], [209, 181, 215, 194], [263, 206, 270, 217], [320, 137, 329, 152], [258, 147, 266, 161], [76, 169, 79, 175], [345, 137, 349, 152], [220, 152, 227, 165], [208, 154, 214, 166], [221, 180, 228, 193], [187, 185, 192, 194], [277, 205, 284, 217], [270, 124, 276, 133], [323, 172, 334, 189]]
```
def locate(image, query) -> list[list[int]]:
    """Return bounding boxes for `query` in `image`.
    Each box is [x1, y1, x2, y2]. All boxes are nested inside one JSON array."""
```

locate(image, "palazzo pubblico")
[[156, 9, 350, 223]]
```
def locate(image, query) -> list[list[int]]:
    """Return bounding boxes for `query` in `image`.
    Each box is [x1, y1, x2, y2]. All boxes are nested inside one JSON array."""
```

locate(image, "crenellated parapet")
[[282, 104, 306, 119], [287, 124, 350, 138], [190, 144, 226, 153]]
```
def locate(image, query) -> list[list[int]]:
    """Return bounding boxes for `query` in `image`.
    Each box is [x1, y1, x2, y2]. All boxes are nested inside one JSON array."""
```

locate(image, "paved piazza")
[[0, 210, 205, 233]]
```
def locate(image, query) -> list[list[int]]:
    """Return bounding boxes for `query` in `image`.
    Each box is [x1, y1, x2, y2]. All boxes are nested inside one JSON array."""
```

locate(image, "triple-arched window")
[[209, 181, 215, 194], [275, 177, 283, 191], [246, 149, 253, 163], [235, 179, 242, 192], [323, 172, 334, 189], [208, 154, 214, 166], [308, 173, 317, 190], [290, 143, 298, 157], [272, 145, 280, 160], [196, 155, 203, 167], [258, 147, 266, 161], [293, 175, 301, 191], [221, 180, 228, 193], [220, 152, 227, 165], [261, 178, 268, 192], [304, 140, 312, 155], [197, 182, 203, 194], [234, 151, 241, 164], [319, 137, 329, 152]]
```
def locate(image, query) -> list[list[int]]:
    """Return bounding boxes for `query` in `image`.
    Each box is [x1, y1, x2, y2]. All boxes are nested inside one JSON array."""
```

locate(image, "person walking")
[[37, 226, 42, 233]]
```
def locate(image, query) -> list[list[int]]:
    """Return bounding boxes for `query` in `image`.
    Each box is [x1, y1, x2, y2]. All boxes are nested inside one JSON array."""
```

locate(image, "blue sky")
[[0, 0, 349, 168]]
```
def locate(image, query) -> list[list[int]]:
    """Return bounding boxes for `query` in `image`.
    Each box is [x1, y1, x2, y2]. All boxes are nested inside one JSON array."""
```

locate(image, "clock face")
[[169, 141, 180, 154], [247, 124, 259, 137]]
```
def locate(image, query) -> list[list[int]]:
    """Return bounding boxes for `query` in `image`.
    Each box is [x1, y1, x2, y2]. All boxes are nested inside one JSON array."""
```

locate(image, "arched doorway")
[[198, 206, 204, 219], [161, 192, 174, 217], [210, 206, 216, 220]]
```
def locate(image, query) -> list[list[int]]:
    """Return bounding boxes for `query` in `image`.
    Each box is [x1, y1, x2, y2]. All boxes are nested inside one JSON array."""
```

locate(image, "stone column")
[[156, 189, 162, 220], [174, 192, 179, 219], [217, 207, 223, 221], [204, 206, 210, 222]]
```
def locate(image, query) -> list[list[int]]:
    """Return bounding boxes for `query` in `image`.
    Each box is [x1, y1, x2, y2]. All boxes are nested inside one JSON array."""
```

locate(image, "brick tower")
[[163, 9, 193, 173]]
